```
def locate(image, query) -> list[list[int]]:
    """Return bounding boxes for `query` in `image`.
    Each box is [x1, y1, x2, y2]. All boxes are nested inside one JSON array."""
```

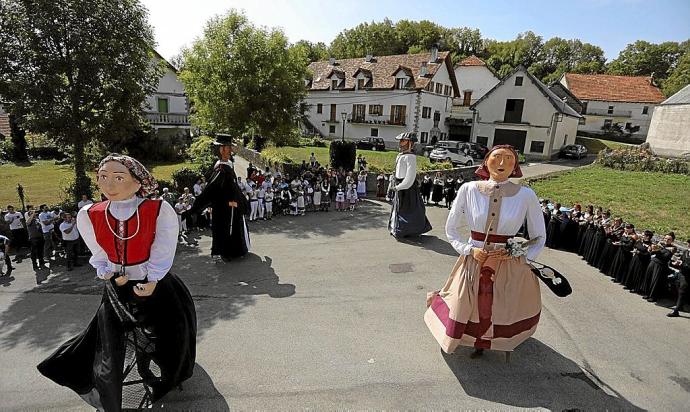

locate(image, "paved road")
[[2, 154, 689, 411]]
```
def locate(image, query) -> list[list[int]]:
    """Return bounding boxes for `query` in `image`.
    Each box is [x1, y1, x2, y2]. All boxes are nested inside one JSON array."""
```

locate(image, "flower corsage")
[[505, 236, 542, 258]]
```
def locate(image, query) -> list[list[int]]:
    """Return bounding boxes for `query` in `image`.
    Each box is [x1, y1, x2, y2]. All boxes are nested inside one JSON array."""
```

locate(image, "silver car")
[[429, 141, 474, 166]]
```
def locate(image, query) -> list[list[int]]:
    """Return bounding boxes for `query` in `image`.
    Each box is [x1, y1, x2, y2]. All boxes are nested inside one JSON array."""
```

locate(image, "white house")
[[448, 55, 500, 141], [143, 51, 191, 139], [558, 73, 665, 139], [470, 66, 582, 160], [304, 48, 459, 148], [645, 84, 690, 158]]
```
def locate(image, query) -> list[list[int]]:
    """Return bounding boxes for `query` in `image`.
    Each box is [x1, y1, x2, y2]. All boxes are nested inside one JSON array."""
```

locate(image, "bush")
[[171, 167, 203, 192], [330, 140, 356, 171], [299, 136, 328, 148], [28, 146, 68, 161], [127, 131, 187, 162], [0, 139, 14, 161], [187, 135, 217, 172], [155, 178, 176, 193], [597, 147, 689, 175]]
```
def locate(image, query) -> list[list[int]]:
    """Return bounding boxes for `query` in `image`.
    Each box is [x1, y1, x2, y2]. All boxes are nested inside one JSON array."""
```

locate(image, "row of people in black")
[[541, 202, 689, 317], [419, 172, 466, 209]]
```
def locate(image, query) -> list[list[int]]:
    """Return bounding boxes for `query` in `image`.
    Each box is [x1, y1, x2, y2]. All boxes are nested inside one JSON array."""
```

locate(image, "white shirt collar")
[[487, 178, 511, 186]]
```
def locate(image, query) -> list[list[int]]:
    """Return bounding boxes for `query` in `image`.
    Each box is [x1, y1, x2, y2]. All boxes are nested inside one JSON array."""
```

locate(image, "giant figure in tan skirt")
[[424, 145, 546, 359]]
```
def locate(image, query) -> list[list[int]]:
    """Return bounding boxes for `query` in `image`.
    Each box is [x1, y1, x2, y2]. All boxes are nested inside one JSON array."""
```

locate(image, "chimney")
[[329, 57, 336, 66], [430, 44, 438, 63], [419, 62, 428, 77], [365, 54, 373, 62]]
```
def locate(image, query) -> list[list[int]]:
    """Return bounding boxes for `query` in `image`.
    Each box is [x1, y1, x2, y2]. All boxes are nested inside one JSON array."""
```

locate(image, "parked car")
[[466, 142, 489, 160], [356, 137, 386, 151], [429, 141, 474, 166], [559, 144, 588, 159]]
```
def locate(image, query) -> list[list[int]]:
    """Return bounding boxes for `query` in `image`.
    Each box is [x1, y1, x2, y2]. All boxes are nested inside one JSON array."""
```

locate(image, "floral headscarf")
[[98, 153, 158, 196], [474, 144, 523, 180]]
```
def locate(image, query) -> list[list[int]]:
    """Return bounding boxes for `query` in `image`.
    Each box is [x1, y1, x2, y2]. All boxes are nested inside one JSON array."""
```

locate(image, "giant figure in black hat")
[[187, 134, 250, 261], [388, 132, 432, 238]]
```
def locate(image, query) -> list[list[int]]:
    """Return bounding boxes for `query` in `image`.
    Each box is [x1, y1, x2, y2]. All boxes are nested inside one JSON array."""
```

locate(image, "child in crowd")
[[347, 185, 358, 211], [296, 187, 306, 216], [281, 187, 292, 216], [320, 180, 331, 212], [264, 187, 274, 220], [248, 184, 259, 221], [335, 186, 345, 211], [174, 197, 191, 242], [257, 186, 266, 220], [386, 174, 396, 201]]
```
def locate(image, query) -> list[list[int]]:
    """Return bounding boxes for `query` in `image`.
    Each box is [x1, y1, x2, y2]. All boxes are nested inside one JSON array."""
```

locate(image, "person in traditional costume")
[[186, 134, 250, 262], [444, 175, 457, 209], [667, 238, 690, 317], [624, 230, 654, 292], [431, 172, 445, 206], [388, 132, 432, 238], [376, 173, 387, 199], [609, 224, 637, 283], [37, 154, 196, 411], [420, 175, 433, 204], [597, 217, 624, 273], [424, 145, 546, 358], [642, 232, 677, 302]]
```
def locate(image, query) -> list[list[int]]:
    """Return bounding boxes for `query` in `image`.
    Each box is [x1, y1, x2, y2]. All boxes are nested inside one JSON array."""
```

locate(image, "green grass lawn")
[[575, 136, 634, 154], [261, 145, 450, 173], [528, 165, 690, 240], [0, 160, 191, 207]]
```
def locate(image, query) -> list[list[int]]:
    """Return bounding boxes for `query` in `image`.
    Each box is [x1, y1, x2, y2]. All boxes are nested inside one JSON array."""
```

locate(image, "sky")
[[142, 0, 690, 63]]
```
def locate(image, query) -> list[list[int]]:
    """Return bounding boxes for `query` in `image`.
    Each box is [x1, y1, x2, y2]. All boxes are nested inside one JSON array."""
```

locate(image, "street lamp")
[[341, 111, 347, 142]]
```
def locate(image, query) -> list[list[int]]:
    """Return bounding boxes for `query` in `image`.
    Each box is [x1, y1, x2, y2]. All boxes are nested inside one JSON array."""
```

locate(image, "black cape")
[[190, 163, 250, 259], [37, 274, 196, 411]]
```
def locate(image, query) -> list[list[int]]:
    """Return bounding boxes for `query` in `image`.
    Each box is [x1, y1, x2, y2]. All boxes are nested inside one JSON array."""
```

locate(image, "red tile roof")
[[307, 51, 452, 91], [456, 55, 486, 67], [563, 73, 665, 104]]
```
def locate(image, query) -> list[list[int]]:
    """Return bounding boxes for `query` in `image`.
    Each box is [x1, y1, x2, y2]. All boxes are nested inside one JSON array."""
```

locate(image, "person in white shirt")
[[257, 186, 266, 220], [5, 205, 26, 249], [59, 212, 81, 270], [424, 145, 546, 359], [174, 198, 191, 237], [78, 194, 94, 210], [388, 132, 431, 238], [0, 234, 12, 275], [264, 187, 274, 220], [193, 178, 203, 197], [38, 204, 58, 260]]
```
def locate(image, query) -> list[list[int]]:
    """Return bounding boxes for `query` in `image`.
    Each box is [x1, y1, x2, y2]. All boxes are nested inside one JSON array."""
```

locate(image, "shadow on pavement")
[[442, 338, 643, 410], [247, 200, 390, 239], [0, 249, 295, 350], [396, 234, 457, 257], [152, 363, 230, 411]]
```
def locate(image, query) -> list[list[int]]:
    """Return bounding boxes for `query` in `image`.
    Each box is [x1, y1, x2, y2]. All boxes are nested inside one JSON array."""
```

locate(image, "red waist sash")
[[470, 230, 514, 244]]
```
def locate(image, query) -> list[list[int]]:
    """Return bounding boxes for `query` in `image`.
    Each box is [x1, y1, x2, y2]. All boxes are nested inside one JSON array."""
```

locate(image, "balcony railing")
[[145, 112, 190, 125], [585, 108, 632, 117]]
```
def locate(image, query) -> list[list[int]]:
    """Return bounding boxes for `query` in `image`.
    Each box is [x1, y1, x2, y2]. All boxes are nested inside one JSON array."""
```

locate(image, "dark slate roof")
[[661, 84, 690, 105], [471, 66, 582, 118], [549, 82, 584, 114]]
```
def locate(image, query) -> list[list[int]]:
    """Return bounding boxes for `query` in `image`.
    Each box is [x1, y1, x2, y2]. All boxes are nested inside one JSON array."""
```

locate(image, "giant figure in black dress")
[[187, 134, 250, 262]]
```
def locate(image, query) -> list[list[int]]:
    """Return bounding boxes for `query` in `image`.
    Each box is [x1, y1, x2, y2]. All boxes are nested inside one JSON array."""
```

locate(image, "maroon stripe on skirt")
[[430, 295, 540, 340]]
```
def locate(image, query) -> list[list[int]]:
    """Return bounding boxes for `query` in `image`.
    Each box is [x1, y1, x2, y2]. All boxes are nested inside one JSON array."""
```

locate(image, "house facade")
[[559, 73, 665, 139], [0, 103, 10, 139], [304, 49, 459, 148], [470, 66, 581, 160], [448, 55, 500, 141], [645, 84, 690, 158], [144, 51, 191, 139]]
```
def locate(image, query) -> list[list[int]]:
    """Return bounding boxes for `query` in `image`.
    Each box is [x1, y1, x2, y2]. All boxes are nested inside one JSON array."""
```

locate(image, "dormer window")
[[357, 78, 365, 90], [331, 79, 339, 89], [396, 78, 407, 89]]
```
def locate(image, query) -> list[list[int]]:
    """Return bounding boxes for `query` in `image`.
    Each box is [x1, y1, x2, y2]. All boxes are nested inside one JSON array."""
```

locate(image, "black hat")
[[212, 133, 235, 146], [395, 132, 418, 142]]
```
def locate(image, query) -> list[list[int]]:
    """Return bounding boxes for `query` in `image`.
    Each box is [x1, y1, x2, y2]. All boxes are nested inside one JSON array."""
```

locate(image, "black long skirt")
[[579, 225, 596, 256], [389, 181, 432, 238], [625, 254, 651, 292], [610, 249, 633, 283], [431, 184, 444, 203], [597, 240, 617, 274], [562, 221, 580, 252], [545, 219, 560, 249], [586, 231, 606, 265], [37, 274, 197, 411], [644, 259, 669, 299]]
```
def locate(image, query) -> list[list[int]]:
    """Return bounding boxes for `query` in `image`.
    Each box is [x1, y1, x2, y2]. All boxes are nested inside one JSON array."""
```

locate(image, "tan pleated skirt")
[[424, 253, 541, 353]]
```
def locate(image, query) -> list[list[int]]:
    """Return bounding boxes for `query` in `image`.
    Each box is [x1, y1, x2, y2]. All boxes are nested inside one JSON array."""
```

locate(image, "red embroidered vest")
[[88, 199, 162, 266]]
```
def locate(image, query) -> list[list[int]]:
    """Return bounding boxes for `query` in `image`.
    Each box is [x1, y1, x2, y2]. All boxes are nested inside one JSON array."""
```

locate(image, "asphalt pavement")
[[1, 154, 689, 411]]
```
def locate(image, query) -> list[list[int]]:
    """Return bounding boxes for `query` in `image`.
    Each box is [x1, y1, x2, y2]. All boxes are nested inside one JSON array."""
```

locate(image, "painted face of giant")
[[97, 161, 142, 201], [219, 145, 233, 161], [485, 148, 516, 182]]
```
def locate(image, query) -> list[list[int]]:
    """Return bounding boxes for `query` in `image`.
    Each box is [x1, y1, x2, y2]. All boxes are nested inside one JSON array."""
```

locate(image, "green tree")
[[0, 0, 160, 200], [329, 18, 402, 58], [179, 10, 309, 146], [662, 52, 690, 96], [606, 40, 685, 79], [292, 40, 329, 62]]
